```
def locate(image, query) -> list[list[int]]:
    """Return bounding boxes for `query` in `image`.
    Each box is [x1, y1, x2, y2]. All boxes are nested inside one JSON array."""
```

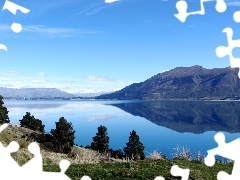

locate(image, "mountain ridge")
[[95, 65, 240, 100], [0, 87, 74, 98]]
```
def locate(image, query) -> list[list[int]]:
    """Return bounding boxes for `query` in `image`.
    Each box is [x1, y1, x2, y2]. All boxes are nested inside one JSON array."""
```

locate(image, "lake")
[[3, 99, 240, 159]]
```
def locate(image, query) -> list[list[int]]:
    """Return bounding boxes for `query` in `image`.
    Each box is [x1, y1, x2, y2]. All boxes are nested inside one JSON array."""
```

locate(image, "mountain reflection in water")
[[107, 100, 240, 134]]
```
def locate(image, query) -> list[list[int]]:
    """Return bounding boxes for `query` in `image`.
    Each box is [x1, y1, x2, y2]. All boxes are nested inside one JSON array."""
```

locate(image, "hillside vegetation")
[[0, 124, 234, 180]]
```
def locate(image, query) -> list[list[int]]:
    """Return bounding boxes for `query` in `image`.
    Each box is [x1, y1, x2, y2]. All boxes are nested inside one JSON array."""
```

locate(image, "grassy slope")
[[62, 159, 233, 180], [0, 124, 234, 180]]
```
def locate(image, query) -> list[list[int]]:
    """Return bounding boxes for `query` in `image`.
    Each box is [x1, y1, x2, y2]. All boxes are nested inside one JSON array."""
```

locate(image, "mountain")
[[108, 101, 240, 134], [0, 88, 75, 98], [73, 91, 114, 97], [96, 66, 240, 100]]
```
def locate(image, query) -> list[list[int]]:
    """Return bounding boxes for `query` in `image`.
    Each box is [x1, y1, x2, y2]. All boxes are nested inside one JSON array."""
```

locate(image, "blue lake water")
[[3, 100, 240, 159]]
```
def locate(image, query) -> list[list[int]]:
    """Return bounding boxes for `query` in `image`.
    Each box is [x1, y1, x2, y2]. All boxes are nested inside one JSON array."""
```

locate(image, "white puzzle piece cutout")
[[2, 0, 30, 15], [174, 0, 227, 23], [215, 27, 240, 78], [205, 132, 240, 180], [171, 165, 190, 180], [0, 44, 7, 51], [154, 165, 190, 180]]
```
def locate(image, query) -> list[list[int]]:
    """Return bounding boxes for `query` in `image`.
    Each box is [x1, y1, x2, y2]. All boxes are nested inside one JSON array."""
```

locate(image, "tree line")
[[0, 95, 145, 160]]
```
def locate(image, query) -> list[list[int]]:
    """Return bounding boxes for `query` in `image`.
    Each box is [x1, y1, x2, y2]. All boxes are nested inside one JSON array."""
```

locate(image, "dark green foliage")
[[108, 148, 125, 159], [28, 131, 51, 142], [30, 132, 54, 151], [19, 112, 45, 133], [50, 117, 75, 154], [90, 125, 109, 153], [44, 133, 53, 142], [42, 133, 54, 150], [124, 130, 145, 160], [0, 95, 10, 124]]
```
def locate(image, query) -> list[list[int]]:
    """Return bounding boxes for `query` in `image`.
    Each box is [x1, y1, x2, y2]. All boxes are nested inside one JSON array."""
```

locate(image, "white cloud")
[[226, 1, 240, 6], [22, 25, 100, 37], [162, 70, 169, 72], [1, 71, 19, 76], [62, 80, 76, 84], [41, 0, 79, 9], [0, 24, 10, 31], [36, 72, 45, 77], [74, 1, 109, 16], [112, 88, 122, 91], [105, 0, 120, 3], [85, 6, 107, 15], [88, 75, 114, 82], [26, 80, 48, 84]]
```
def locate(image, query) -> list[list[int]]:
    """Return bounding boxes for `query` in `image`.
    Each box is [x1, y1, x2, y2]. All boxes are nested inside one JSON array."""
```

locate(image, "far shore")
[[3, 98, 240, 101]]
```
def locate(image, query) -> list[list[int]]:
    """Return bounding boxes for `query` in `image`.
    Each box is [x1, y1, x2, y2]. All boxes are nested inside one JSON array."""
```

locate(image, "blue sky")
[[0, 0, 240, 94]]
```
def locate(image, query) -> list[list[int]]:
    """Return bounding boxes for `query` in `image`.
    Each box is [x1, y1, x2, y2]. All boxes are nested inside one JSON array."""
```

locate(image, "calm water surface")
[[4, 100, 240, 159]]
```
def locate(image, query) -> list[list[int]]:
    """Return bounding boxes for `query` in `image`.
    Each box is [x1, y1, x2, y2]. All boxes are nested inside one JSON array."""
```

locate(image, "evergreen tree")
[[90, 125, 109, 153], [19, 112, 45, 133], [124, 130, 145, 160], [50, 117, 75, 154], [0, 95, 10, 124]]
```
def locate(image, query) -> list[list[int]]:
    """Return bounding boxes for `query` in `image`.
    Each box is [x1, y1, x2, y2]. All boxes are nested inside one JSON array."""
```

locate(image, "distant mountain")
[[0, 88, 75, 98], [108, 101, 240, 134], [96, 66, 240, 100], [73, 91, 114, 97]]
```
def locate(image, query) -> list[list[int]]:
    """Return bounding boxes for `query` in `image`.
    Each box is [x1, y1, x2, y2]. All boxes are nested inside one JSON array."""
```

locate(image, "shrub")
[[146, 150, 166, 160], [108, 148, 125, 159], [19, 112, 45, 133], [50, 117, 75, 154], [172, 146, 192, 160]]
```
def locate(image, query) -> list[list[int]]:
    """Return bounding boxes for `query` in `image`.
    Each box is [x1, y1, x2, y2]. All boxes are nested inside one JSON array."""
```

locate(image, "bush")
[[172, 146, 192, 160], [124, 130, 145, 160], [108, 148, 125, 159], [90, 125, 109, 153], [19, 112, 45, 133], [50, 117, 75, 154], [146, 150, 166, 160], [0, 95, 10, 124]]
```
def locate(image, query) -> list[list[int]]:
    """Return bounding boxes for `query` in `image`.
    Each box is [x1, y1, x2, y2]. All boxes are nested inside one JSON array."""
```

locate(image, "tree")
[[19, 112, 45, 133], [50, 117, 75, 154], [124, 130, 145, 160], [0, 95, 10, 124], [90, 125, 109, 153]]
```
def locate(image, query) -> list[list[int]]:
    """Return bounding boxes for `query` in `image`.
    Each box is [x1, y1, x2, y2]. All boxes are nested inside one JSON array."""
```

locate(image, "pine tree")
[[19, 112, 45, 133], [0, 95, 10, 124], [50, 117, 75, 154], [90, 125, 109, 153], [124, 130, 145, 160]]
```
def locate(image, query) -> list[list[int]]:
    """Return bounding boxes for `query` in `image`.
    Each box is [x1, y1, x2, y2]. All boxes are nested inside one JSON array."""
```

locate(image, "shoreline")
[[3, 98, 240, 101]]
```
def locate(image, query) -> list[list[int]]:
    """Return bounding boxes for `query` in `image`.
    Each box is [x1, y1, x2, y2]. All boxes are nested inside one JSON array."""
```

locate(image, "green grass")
[[43, 159, 233, 180]]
